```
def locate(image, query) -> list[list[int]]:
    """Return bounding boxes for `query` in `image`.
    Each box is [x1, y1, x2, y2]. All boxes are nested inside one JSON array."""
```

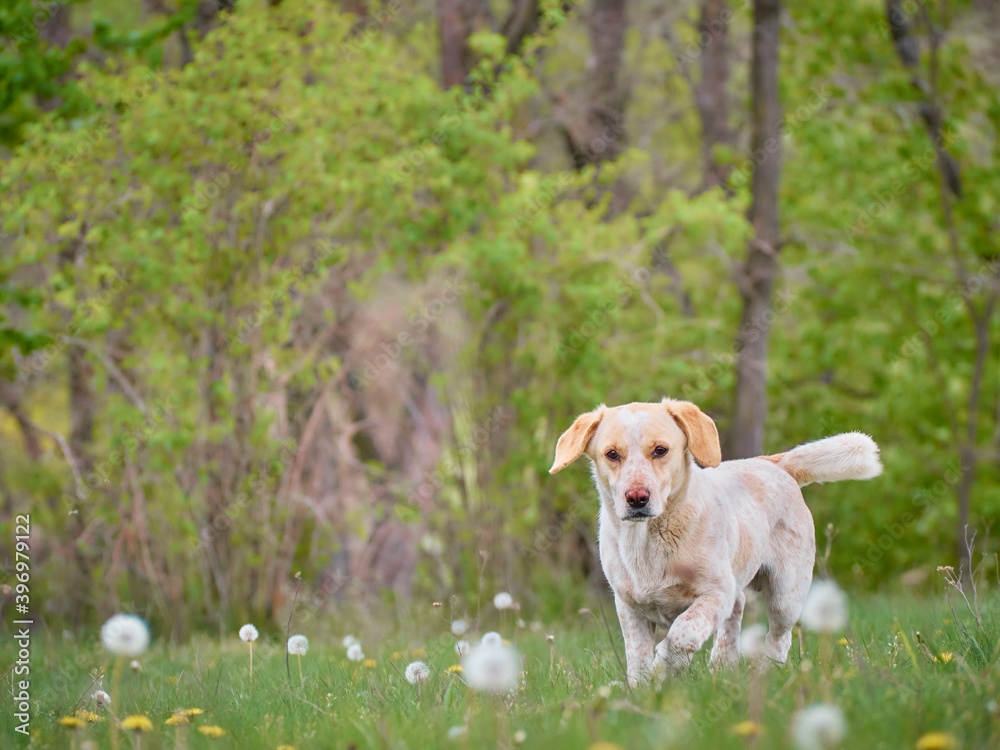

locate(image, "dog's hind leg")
[[709, 589, 745, 670], [761, 529, 815, 663]]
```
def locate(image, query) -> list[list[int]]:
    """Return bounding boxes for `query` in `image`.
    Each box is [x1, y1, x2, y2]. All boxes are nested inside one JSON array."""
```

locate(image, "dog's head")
[[549, 399, 721, 522]]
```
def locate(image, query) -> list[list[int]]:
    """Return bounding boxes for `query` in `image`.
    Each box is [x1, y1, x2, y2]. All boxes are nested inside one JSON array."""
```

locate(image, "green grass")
[[3, 593, 999, 749]]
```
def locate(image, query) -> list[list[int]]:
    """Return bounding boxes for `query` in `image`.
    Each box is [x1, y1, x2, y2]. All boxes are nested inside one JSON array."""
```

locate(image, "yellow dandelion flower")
[[363, 658, 377, 668], [938, 652, 954, 664], [59, 716, 85, 728], [277, 746, 296, 750], [198, 725, 227, 738], [165, 715, 189, 726], [838, 637, 850, 646], [587, 744, 624, 750], [731, 720, 763, 738], [410, 648, 425, 657], [916, 732, 957, 750], [75, 710, 101, 723], [167, 675, 178, 684], [391, 651, 403, 660], [942, 619, 952, 625], [183, 707, 205, 718], [447, 664, 464, 674], [121, 715, 154, 732]]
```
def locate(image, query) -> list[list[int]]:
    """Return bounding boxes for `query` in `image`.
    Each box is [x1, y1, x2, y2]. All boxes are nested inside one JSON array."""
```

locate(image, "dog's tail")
[[758, 432, 882, 487]]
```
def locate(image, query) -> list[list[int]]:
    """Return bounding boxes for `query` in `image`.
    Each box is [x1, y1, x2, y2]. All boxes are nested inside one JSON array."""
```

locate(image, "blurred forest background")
[[0, 0, 998, 640]]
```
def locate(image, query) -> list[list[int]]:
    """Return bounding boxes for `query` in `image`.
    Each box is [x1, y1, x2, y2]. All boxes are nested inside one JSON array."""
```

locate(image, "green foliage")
[[0, 594, 996, 748], [0, 0, 998, 634]]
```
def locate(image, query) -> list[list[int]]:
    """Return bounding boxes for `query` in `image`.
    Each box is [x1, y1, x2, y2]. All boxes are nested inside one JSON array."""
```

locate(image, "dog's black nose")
[[625, 488, 650, 508]]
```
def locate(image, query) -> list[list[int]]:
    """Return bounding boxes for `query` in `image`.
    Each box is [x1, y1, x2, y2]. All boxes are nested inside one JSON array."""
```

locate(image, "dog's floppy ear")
[[663, 399, 722, 468], [550, 407, 605, 474]]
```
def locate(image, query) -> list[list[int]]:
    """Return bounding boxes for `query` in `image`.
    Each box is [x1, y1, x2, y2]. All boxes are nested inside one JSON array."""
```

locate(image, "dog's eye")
[[605, 449, 620, 461], [652, 446, 668, 458]]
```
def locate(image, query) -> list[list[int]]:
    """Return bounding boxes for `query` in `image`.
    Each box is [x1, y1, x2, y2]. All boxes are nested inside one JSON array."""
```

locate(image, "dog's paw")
[[654, 637, 693, 675]]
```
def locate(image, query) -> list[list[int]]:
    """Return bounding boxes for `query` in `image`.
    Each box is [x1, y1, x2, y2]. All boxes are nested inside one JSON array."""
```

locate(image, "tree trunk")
[[556, 0, 630, 211], [730, 0, 781, 459], [437, 0, 493, 89], [696, 0, 730, 189]]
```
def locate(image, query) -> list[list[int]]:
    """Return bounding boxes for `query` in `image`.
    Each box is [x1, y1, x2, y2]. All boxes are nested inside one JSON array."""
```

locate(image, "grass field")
[[3, 591, 998, 749]]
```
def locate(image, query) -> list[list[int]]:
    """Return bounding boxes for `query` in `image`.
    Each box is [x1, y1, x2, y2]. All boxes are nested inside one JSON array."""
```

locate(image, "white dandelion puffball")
[[739, 623, 768, 660], [450, 619, 468, 636], [513, 729, 527, 745], [129, 659, 142, 672], [791, 704, 846, 750], [463, 643, 520, 693], [342, 634, 359, 649], [493, 592, 514, 609], [481, 631, 503, 648], [93, 690, 110, 708], [447, 726, 467, 740], [455, 640, 470, 656], [101, 614, 150, 657], [347, 643, 364, 662], [239, 624, 259, 642], [404, 660, 431, 685], [800, 579, 848, 633], [287, 634, 309, 655]]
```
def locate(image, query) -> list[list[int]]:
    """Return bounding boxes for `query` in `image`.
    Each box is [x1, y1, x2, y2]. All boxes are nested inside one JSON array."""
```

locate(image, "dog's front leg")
[[654, 592, 731, 676], [614, 593, 655, 687]]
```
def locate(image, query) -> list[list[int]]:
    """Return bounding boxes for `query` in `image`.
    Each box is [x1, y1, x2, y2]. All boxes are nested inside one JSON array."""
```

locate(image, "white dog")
[[549, 399, 881, 685]]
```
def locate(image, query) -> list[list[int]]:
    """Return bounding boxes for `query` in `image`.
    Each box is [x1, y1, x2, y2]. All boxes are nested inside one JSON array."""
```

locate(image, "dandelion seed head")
[[739, 623, 768, 660], [462, 643, 520, 693], [239, 624, 259, 642], [493, 592, 514, 609], [347, 643, 365, 662], [287, 635, 309, 656], [800, 579, 848, 633], [450, 619, 468, 636], [481, 631, 503, 648], [93, 690, 110, 708], [342, 635, 359, 649], [455, 639, 470, 656], [404, 660, 431, 685], [100, 614, 150, 657], [791, 704, 846, 750], [447, 726, 467, 740]]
